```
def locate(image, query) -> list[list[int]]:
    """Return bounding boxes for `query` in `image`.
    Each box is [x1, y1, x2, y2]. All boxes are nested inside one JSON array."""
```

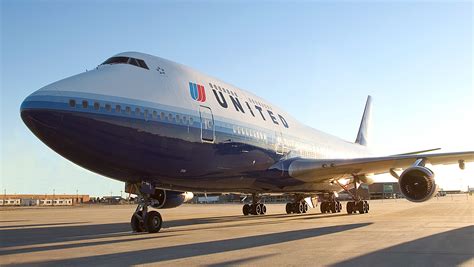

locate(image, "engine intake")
[[150, 189, 194, 209], [399, 166, 438, 202]]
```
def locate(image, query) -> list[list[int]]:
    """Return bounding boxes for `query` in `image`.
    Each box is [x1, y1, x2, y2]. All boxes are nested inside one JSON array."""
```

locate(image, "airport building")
[[368, 182, 402, 199], [0, 194, 90, 206]]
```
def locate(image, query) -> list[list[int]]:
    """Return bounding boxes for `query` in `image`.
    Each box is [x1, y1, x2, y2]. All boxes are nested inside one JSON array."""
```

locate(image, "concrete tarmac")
[[0, 195, 473, 266]]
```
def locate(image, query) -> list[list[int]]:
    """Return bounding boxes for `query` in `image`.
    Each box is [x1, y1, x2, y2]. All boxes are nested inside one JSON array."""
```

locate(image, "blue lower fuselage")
[[21, 92, 305, 193]]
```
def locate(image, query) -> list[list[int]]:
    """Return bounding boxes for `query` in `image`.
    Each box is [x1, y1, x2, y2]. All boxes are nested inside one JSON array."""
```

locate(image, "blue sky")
[[1, 1, 472, 196]]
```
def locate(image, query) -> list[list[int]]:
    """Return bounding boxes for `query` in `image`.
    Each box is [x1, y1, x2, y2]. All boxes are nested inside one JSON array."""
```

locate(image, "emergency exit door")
[[199, 106, 215, 143]]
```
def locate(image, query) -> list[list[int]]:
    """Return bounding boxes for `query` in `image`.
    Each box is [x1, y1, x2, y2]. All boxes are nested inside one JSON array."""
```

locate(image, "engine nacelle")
[[399, 166, 438, 202], [150, 189, 194, 209]]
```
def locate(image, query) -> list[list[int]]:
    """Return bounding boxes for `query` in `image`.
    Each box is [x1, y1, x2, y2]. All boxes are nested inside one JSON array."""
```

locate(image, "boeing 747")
[[21, 52, 473, 233]]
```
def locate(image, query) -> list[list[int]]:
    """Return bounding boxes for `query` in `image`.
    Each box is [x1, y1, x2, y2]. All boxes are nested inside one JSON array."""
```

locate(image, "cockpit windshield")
[[101, 56, 149, 70]]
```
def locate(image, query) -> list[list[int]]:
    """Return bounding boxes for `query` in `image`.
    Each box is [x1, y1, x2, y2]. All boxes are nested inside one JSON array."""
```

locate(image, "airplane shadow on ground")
[[7, 223, 371, 266], [0, 211, 348, 250], [331, 225, 474, 267], [0, 222, 90, 230]]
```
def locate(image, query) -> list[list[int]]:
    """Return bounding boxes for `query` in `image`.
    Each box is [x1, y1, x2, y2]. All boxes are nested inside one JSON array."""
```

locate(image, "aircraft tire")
[[296, 202, 304, 214], [346, 201, 354, 214], [243, 204, 251, 216], [253, 203, 262, 215], [145, 211, 162, 233], [356, 201, 365, 214], [286, 203, 293, 214], [303, 202, 308, 213], [320, 202, 325, 213], [131, 212, 145, 232], [363, 201, 369, 213], [330, 202, 337, 213], [260, 203, 267, 215]]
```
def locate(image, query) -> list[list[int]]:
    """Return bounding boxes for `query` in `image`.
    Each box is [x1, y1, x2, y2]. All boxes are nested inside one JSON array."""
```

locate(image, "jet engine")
[[150, 189, 194, 209], [398, 166, 438, 202]]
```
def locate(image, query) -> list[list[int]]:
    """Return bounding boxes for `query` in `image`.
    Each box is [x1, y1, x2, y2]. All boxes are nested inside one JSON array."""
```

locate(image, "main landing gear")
[[242, 194, 267, 216], [285, 200, 309, 214], [320, 200, 343, 213], [346, 200, 369, 214], [130, 183, 163, 233], [335, 178, 370, 215]]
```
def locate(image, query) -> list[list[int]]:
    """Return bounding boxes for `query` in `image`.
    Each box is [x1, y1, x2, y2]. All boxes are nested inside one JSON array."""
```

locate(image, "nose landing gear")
[[129, 183, 163, 233]]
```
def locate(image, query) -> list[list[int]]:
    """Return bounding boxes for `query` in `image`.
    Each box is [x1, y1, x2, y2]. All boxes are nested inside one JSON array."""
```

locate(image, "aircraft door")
[[199, 106, 215, 143], [275, 131, 284, 155]]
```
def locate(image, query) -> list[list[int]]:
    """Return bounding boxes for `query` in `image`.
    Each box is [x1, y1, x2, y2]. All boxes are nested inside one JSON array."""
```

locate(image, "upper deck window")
[[101, 56, 149, 70]]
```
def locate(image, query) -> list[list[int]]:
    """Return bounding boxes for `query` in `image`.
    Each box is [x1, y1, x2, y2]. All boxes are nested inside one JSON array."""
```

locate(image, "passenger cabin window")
[[101, 56, 149, 70], [116, 105, 121, 112], [126, 106, 131, 114], [69, 99, 76, 107], [82, 100, 88, 109], [105, 104, 111, 112], [93, 102, 100, 110]]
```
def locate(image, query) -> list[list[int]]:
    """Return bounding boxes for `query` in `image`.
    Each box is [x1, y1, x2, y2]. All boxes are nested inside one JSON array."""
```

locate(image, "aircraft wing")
[[288, 151, 474, 183]]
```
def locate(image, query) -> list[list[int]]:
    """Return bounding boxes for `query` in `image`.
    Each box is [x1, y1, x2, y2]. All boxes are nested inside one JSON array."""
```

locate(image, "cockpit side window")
[[136, 59, 149, 69], [102, 57, 129, 65], [128, 58, 139, 67], [101, 56, 149, 70]]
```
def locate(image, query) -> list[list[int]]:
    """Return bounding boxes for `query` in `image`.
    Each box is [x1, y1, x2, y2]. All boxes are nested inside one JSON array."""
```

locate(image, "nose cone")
[[21, 93, 63, 144]]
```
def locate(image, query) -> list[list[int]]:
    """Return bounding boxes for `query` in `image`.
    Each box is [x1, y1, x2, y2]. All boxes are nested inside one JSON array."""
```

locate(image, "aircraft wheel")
[[346, 202, 354, 214], [260, 203, 267, 215], [338, 202, 343, 212], [320, 202, 326, 213], [242, 204, 251, 216], [286, 203, 293, 214], [131, 212, 145, 232], [363, 201, 369, 213], [330, 202, 337, 213], [303, 202, 309, 213], [144, 211, 162, 233], [253, 203, 262, 215], [357, 201, 365, 214], [297, 202, 304, 214]]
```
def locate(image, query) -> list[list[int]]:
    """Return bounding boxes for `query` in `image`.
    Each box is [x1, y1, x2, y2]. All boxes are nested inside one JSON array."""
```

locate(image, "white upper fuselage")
[[31, 52, 370, 159]]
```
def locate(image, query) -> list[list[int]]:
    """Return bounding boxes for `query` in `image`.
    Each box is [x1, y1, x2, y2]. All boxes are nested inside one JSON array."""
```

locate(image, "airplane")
[[21, 51, 473, 233]]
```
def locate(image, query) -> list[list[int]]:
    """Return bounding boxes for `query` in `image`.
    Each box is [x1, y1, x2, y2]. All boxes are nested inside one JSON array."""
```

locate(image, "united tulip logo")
[[189, 82, 206, 102]]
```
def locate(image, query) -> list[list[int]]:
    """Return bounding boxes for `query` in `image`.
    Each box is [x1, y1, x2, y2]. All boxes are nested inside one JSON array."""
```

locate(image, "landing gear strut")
[[242, 194, 267, 216], [130, 183, 163, 233]]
